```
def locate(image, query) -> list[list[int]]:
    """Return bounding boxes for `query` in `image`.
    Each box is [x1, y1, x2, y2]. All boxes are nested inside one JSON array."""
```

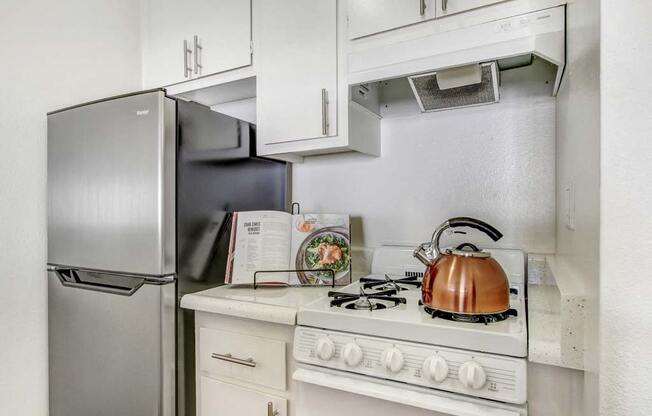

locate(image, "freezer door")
[[48, 270, 176, 416], [47, 91, 176, 276]]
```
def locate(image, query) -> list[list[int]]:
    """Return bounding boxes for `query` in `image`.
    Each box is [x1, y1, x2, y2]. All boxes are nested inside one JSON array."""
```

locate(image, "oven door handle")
[[293, 368, 520, 416]]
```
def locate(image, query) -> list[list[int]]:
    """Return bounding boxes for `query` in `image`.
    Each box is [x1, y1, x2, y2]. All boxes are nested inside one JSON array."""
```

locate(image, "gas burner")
[[421, 303, 518, 325], [360, 274, 422, 292], [329, 288, 406, 310]]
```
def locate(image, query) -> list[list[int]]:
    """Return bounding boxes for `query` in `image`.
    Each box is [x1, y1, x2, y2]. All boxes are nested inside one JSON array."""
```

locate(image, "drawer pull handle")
[[267, 401, 279, 416], [211, 352, 257, 368]]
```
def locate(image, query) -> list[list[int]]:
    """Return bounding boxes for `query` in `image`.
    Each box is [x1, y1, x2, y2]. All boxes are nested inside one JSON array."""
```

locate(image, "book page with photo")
[[289, 213, 351, 286], [226, 210, 351, 285]]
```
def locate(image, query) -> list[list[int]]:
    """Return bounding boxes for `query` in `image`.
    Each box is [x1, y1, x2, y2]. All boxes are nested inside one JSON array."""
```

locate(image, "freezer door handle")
[[47, 266, 173, 296]]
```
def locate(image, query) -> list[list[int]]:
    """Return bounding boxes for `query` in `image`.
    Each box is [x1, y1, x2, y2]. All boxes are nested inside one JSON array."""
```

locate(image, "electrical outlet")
[[564, 182, 576, 231]]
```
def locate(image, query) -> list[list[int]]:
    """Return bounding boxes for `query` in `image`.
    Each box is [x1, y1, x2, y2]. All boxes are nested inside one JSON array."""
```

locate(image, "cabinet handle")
[[211, 352, 256, 368], [267, 402, 279, 416], [183, 40, 192, 78], [321, 88, 329, 136], [420, 0, 426, 16], [442, 0, 448, 12], [193, 35, 202, 75]]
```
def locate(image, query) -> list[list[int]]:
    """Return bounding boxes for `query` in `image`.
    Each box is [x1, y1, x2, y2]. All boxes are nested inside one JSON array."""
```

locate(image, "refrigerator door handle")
[[47, 267, 171, 296]]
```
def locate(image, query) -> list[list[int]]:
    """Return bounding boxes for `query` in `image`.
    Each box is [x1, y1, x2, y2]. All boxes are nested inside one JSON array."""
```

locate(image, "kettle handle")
[[431, 217, 503, 257], [448, 217, 503, 242]]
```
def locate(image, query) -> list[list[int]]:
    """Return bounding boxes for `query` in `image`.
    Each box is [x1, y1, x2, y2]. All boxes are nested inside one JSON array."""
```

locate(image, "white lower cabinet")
[[198, 327, 287, 391], [200, 377, 287, 416], [195, 312, 297, 416]]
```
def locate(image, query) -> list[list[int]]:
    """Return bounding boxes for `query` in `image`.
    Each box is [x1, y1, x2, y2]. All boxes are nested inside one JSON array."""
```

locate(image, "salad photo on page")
[[291, 214, 351, 286]]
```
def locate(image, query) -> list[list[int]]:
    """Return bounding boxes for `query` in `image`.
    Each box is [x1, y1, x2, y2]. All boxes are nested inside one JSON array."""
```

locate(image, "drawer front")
[[199, 327, 286, 390], [200, 376, 287, 416]]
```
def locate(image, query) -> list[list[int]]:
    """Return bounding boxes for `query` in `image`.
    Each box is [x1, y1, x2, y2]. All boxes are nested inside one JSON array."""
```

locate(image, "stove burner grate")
[[360, 274, 422, 292], [421, 303, 518, 325], [329, 288, 406, 310]]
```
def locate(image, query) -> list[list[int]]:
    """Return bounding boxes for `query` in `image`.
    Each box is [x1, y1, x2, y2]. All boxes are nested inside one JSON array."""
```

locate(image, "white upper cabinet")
[[257, 0, 337, 146], [191, 0, 252, 78], [142, 0, 190, 88], [347, 0, 435, 39], [435, 0, 510, 17], [142, 0, 252, 89]]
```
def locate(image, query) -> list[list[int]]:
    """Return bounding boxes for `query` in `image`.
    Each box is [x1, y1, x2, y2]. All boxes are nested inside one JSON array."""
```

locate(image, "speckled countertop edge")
[[527, 255, 585, 371]]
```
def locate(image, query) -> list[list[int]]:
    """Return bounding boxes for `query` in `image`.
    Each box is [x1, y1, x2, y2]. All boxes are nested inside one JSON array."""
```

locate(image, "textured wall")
[[555, 0, 601, 414], [293, 63, 556, 253], [0, 1, 141, 414], [600, 1, 652, 414]]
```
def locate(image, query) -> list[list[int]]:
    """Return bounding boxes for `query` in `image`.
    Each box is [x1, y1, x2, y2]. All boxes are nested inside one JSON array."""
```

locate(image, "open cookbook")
[[225, 211, 351, 286]]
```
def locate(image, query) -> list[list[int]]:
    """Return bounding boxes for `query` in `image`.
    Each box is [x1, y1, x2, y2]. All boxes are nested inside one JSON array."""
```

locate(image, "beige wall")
[[600, 1, 652, 414], [0, 1, 141, 414], [555, 0, 601, 414]]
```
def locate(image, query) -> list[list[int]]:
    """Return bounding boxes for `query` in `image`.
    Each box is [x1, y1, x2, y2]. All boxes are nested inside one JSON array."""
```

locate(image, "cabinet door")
[[143, 0, 252, 88], [435, 0, 510, 17], [199, 376, 287, 416], [191, 0, 252, 78], [257, 0, 337, 146], [142, 0, 194, 88], [347, 0, 435, 39]]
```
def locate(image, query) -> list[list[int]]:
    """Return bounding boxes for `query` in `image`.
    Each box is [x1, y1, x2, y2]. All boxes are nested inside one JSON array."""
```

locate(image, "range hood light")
[[407, 62, 500, 113], [435, 64, 483, 90]]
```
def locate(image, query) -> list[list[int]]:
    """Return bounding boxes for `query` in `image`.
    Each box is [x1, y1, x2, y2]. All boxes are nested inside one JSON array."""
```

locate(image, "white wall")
[[0, 1, 142, 414], [555, 0, 601, 414], [294, 63, 556, 253], [600, 1, 652, 415]]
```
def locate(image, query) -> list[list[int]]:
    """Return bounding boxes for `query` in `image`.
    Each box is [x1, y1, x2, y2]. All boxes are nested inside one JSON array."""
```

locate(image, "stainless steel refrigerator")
[[47, 89, 288, 416]]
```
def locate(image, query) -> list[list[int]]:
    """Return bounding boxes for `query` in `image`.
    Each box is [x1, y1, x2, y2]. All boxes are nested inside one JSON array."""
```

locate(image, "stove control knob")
[[422, 355, 449, 383], [342, 343, 363, 367], [315, 337, 336, 361], [380, 347, 404, 373], [458, 361, 487, 390]]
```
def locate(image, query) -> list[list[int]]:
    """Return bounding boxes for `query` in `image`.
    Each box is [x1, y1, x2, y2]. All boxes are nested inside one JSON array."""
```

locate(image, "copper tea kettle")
[[413, 217, 509, 315]]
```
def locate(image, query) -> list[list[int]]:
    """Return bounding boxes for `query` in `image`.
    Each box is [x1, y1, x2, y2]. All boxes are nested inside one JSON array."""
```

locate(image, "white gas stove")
[[292, 246, 528, 416]]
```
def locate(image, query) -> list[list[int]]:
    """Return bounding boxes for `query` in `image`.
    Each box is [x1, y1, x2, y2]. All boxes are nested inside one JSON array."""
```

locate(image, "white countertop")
[[180, 285, 332, 326], [527, 255, 586, 370]]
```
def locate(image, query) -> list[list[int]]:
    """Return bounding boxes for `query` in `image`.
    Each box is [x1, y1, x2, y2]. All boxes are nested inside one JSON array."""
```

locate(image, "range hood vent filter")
[[408, 62, 499, 112]]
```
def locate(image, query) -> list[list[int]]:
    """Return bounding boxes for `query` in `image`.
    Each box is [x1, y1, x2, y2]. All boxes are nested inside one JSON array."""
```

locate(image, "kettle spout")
[[413, 243, 434, 266]]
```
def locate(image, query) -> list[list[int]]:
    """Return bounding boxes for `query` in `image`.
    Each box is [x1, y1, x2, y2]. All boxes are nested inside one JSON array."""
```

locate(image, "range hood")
[[348, 6, 565, 97]]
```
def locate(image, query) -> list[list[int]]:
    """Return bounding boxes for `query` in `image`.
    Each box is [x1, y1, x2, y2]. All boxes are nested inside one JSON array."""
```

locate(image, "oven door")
[[293, 366, 527, 416]]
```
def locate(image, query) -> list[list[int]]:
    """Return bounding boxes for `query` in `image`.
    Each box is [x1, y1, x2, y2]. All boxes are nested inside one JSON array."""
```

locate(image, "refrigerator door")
[[47, 90, 176, 276], [48, 269, 176, 416]]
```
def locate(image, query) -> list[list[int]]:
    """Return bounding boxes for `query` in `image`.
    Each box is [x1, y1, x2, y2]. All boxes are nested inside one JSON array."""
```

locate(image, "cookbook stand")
[[251, 269, 336, 289], [246, 201, 345, 289]]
